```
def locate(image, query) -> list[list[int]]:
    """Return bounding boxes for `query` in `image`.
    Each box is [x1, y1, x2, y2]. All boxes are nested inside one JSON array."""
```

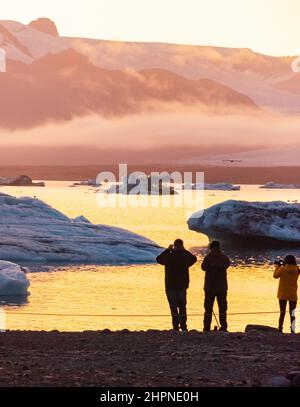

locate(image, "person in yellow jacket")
[[274, 255, 299, 333]]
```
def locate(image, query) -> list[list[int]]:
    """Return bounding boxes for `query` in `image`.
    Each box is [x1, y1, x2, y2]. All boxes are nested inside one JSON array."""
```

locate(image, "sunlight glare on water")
[[1, 182, 300, 332]]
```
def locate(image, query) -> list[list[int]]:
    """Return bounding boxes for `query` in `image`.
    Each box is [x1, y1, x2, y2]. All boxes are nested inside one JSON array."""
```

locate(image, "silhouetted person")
[[201, 241, 231, 332], [157, 239, 197, 331], [274, 255, 299, 333]]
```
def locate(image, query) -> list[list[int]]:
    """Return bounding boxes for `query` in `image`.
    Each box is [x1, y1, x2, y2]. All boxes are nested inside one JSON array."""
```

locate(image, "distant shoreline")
[[1, 165, 300, 184]]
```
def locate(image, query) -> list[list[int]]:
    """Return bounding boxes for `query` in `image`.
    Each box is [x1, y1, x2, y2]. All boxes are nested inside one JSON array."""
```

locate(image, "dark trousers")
[[204, 290, 228, 331], [279, 300, 297, 331], [166, 289, 187, 330]]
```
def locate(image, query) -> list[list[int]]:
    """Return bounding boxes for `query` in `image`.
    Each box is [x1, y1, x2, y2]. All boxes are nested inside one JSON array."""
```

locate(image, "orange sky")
[[2, 0, 300, 56]]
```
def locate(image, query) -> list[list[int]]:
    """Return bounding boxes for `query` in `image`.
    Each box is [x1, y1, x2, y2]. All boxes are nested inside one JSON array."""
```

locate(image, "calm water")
[[1, 182, 300, 333]]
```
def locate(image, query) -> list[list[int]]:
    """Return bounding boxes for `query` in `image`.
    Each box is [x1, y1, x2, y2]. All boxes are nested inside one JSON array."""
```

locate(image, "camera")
[[274, 258, 284, 266]]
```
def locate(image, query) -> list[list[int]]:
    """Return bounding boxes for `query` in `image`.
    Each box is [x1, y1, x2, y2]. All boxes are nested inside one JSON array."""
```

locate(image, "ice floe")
[[188, 199, 300, 244], [0, 193, 161, 263], [260, 181, 300, 190], [0, 261, 30, 296], [181, 183, 240, 191]]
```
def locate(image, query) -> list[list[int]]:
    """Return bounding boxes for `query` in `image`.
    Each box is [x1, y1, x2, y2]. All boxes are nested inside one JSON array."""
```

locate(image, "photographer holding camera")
[[157, 239, 197, 331], [274, 255, 300, 333]]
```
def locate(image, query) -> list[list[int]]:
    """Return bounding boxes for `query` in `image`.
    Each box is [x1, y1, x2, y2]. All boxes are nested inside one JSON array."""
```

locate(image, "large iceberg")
[[188, 200, 300, 244], [0, 261, 30, 296], [0, 193, 161, 263]]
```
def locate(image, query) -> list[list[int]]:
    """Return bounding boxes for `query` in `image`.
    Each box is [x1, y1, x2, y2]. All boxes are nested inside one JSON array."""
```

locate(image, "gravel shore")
[[0, 330, 299, 387]]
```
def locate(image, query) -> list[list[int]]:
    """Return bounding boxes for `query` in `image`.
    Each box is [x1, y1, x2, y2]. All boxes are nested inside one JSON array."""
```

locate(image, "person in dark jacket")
[[157, 239, 197, 331], [201, 241, 231, 332]]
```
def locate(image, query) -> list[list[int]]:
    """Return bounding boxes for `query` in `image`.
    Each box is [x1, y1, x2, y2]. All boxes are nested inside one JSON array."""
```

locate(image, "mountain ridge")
[[0, 49, 258, 130], [0, 18, 299, 112]]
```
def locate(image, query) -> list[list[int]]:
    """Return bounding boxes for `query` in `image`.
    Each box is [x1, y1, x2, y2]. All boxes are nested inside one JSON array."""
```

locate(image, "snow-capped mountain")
[[0, 19, 67, 63], [0, 18, 299, 113]]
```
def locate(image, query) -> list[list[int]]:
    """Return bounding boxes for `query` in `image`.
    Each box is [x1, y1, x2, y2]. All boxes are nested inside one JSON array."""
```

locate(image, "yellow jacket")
[[273, 264, 299, 301]]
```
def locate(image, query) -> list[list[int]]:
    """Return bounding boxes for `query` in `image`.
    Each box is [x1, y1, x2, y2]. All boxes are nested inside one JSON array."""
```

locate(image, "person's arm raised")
[[273, 265, 283, 279], [156, 249, 171, 265]]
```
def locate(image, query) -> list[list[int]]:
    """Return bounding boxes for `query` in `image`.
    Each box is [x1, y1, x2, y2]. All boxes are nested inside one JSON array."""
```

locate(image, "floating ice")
[[188, 199, 300, 244], [106, 175, 178, 195], [73, 179, 101, 187], [181, 183, 240, 191], [0, 193, 161, 263], [260, 181, 300, 190], [0, 260, 30, 296], [0, 175, 45, 187]]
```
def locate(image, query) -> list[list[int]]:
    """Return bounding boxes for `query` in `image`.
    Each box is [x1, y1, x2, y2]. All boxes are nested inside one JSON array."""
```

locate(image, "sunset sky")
[[2, 0, 300, 57]]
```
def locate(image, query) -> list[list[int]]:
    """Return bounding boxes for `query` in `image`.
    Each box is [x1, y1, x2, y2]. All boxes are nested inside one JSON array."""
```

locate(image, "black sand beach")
[[0, 330, 299, 387]]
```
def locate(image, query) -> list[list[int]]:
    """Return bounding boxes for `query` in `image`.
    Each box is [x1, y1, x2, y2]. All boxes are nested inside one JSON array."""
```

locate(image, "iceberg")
[[188, 200, 300, 244], [260, 181, 300, 190], [0, 193, 161, 263], [106, 175, 178, 195], [0, 175, 45, 187], [0, 261, 30, 296], [182, 183, 240, 191], [72, 179, 102, 187]]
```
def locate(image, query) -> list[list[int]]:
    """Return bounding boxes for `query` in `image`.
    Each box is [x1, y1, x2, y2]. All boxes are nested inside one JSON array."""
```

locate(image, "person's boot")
[[279, 314, 285, 333], [179, 315, 187, 332], [181, 329, 188, 334], [291, 316, 296, 334], [219, 327, 228, 332], [181, 325, 188, 332]]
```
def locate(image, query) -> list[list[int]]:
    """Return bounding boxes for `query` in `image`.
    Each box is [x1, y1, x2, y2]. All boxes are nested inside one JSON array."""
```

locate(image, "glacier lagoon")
[[1, 181, 300, 332]]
